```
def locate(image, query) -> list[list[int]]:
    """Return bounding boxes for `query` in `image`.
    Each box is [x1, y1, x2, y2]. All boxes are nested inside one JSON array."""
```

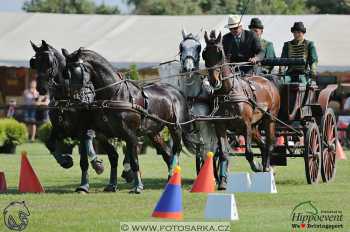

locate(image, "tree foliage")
[[306, 0, 350, 14], [23, 0, 350, 15], [126, 0, 348, 15], [23, 0, 120, 14]]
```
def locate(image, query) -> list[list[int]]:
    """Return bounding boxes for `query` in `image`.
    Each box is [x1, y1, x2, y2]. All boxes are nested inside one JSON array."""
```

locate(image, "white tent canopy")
[[0, 12, 349, 72]]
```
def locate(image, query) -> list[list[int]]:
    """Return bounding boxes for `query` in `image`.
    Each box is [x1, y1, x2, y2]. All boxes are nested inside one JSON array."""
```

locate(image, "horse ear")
[[41, 40, 48, 49], [61, 48, 69, 58], [182, 28, 187, 39], [216, 32, 222, 44], [30, 40, 39, 52], [77, 48, 82, 57], [204, 31, 209, 44]]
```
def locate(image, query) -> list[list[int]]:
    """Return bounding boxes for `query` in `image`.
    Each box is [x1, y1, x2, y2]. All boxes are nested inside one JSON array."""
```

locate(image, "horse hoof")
[[121, 170, 134, 183], [217, 177, 227, 191], [104, 184, 118, 192], [75, 186, 89, 194], [129, 186, 143, 194], [91, 159, 104, 175], [59, 155, 73, 169]]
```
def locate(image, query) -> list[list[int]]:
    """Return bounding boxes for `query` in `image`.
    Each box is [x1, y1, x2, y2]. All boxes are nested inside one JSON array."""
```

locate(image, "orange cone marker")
[[152, 166, 182, 220], [0, 172, 7, 193], [191, 152, 215, 193], [19, 151, 44, 193], [336, 140, 347, 160]]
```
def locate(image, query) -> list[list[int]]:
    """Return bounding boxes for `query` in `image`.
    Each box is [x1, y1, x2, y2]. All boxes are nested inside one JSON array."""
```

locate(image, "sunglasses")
[[230, 27, 240, 31]]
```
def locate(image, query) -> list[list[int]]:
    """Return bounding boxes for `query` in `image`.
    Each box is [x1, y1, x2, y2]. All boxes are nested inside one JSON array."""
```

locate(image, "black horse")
[[62, 48, 194, 193], [29, 40, 123, 192]]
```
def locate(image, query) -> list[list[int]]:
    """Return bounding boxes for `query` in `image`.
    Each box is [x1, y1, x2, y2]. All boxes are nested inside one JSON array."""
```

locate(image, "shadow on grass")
[[2, 178, 196, 195], [276, 179, 305, 185]]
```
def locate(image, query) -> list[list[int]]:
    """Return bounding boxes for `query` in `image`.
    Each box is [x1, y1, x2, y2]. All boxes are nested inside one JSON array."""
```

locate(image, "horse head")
[[202, 30, 226, 90], [62, 48, 119, 101], [61, 48, 97, 103], [179, 29, 201, 72], [30, 40, 65, 95]]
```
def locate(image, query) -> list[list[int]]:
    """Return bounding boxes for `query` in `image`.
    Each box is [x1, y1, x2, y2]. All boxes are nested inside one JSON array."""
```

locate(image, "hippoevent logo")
[[291, 201, 343, 230], [3, 201, 30, 231]]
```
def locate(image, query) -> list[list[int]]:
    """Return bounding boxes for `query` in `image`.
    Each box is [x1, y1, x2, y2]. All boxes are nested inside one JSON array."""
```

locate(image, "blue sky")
[[0, 0, 130, 13]]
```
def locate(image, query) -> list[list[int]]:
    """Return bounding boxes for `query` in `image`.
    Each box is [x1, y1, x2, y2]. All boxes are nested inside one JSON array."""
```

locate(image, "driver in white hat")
[[222, 15, 263, 74]]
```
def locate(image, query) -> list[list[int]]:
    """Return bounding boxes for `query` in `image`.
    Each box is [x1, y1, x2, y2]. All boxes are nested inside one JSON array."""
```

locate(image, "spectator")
[[23, 80, 39, 142], [36, 94, 50, 123], [6, 99, 16, 118]]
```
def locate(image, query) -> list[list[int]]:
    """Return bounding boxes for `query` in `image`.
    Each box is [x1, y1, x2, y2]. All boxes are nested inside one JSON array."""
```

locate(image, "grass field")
[[0, 143, 349, 232]]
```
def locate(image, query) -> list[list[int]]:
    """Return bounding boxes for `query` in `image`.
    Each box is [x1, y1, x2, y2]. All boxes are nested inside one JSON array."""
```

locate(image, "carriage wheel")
[[304, 122, 321, 184], [320, 108, 337, 182]]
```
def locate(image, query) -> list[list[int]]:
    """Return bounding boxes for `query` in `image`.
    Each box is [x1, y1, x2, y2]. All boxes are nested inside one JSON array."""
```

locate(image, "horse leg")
[[245, 121, 261, 172], [52, 138, 74, 169], [76, 139, 89, 193], [148, 133, 173, 180], [263, 118, 275, 172], [46, 125, 74, 169], [251, 128, 264, 172], [98, 138, 119, 192], [215, 124, 230, 190], [121, 153, 134, 183], [168, 126, 183, 175], [84, 130, 104, 175], [125, 130, 143, 194]]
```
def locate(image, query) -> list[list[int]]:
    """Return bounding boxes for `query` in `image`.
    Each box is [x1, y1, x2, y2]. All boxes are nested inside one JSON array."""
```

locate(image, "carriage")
[[213, 58, 339, 185], [29, 36, 338, 193]]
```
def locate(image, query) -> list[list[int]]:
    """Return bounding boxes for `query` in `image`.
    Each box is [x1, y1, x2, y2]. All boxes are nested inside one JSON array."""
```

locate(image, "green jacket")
[[261, 39, 276, 59], [281, 39, 318, 78], [261, 39, 276, 73]]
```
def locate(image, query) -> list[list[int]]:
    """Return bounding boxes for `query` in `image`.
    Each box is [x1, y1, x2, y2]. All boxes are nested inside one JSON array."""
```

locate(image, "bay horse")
[[178, 29, 218, 174], [29, 40, 122, 192], [62, 48, 193, 193], [202, 31, 281, 189]]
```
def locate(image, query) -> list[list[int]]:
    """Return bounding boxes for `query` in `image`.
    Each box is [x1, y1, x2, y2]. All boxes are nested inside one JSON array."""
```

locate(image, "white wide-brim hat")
[[225, 15, 242, 29]]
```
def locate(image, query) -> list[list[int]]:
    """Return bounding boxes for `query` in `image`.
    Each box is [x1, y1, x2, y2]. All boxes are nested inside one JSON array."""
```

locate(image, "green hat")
[[248, 18, 264, 29]]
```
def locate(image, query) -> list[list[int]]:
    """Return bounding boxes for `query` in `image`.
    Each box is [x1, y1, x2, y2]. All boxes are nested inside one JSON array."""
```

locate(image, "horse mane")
[[183, 33, 199, 42], [73, 49, 117, 76], [48, 44, 66, 73]]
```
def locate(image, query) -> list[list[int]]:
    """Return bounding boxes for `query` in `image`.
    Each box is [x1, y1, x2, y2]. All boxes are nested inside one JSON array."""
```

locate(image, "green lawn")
[[0, 143, 349, 232]]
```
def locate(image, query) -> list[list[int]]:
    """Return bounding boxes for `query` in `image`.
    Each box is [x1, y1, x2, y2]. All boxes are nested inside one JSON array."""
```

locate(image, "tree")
[[306, 0, 350, 14], [23, 0, 120, 14], [246, 0, 306, 14], [125, 0, 308, 15], [127, 0, 202, 15], [95, 3, 120, 14]]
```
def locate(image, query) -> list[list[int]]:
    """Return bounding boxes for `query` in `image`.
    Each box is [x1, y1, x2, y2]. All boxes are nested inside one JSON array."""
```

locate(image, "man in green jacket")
[[281, 22, 318, 83], [249, 17, 276, 74]]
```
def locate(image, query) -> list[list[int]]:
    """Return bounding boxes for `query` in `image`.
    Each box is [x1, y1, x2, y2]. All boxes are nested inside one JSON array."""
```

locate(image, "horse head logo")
[[3, 201, 30, 231], [291, 200, 319, 217]]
